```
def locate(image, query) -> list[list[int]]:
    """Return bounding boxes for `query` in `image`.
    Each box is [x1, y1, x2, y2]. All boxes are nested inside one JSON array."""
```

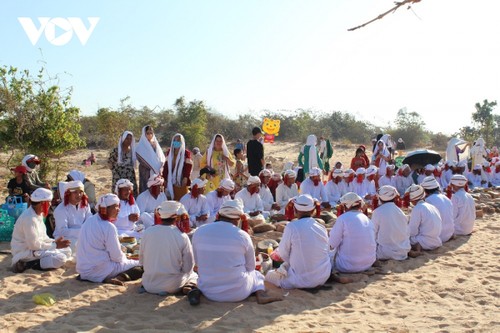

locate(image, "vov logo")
[[18, 17, 100, 46]]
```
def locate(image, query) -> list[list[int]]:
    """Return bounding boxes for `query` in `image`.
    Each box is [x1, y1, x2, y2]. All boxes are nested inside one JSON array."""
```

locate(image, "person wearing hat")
[[136, 174, 167, 229], [7, 165, 30, 202], [298, 134, 323, 177], [192, 199, 282, 304], [53, 181, 92, 250], [66, 170, 97, 212], [325, 169, 344, 206], [258, 169, 280, 215], [247, 126, 265, 177], [206, 179, 235, 224], [340, 169, 355, 197], [378, 164, 396, 188], [395, 164, 412, 196], [11, 188, 72, 273], [418, 164, 436, 185], [265, 194, 332, 289], [114, 179, 142, 237], [449, 175, 476, 236], [21, 154, 50, 194], [191, 147, 203, 181], [299, 167, 329, 208], [351, 167, 376, 200], [371, 186, 410, 261], [235, 176, 267, 221], [405, 184, 442, 255], [275, 170, 299, 214], [467, 164, 484, 189], [329, 192, 376, 272], [180, 178, 210, 228], [76, 194, 143, 285], [421, 176, 455, 243], [396, 138, 406, 151], [139, 201, 198, 298]]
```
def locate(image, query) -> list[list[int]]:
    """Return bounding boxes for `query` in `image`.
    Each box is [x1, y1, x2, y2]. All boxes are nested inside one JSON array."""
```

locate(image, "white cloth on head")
[[217, 199, 245, 219], [293, 194, 315, 211], [135, 126, 165, 175], [247, 175, 261, 186], [53, 200, 92, 243], [115, 179, 134, 194], [450, 174, 467, 187], [309, 167, 321, 177], [406, 184, 425, 201], [156, 200, 185, 219], [426, 193, 455, 243], [192, 221, 265, 302], [329, 211, 377, 273], [206, 190, 232, 223], [219, 178, 235, 191], [136, 190, 167, 228], [378, 185, 398, 201], [147, 174, 164, 188], [371, 202, 410, 260], [179, 193, 210, 228], [206, 133, 231, 178], [191, 178, 208, 189], [68, 170, 85, 182], [166, 133, 187, 199], [425, 164, 435, 171], [66, 180, 84, 191], [140, 224, 198, 294], [115, 200, 141, 237], [366, 165, 378, 177], [284, 169, 297, 178], [21, 154, 37, 172], [421, 176, 440, 190], [275, 182, 299, 213], [31, 188, 53, 202], [299, 178, 328, 203], [408, 201, 442, 250], [340, 192, 363, 209], [452, 188, 476, 235], [98, 194, 120, 208], [117, 131, 136, 165]]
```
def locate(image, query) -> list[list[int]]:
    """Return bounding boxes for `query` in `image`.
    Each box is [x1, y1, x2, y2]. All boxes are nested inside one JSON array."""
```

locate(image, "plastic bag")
[[32, 293, 57, 306]]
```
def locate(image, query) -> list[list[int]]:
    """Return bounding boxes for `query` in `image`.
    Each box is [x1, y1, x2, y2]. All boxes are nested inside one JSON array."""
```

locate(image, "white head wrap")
[[366, 165, 378, 176], [166, 133, 186, 199], [378, 185, 398, 201], [386, 164, 395, 170], [21, 154, 38, 172], [421, 176, 440, 190], [340, 192, 363, 209], [343, 169, 354, 177], [425, 164, 435, 171], [282, 161, 294, 172], [406, 184, 425, 201], [355, 167, 366, 175], [284, 169, 297, 178], [218, 199, 244, 219], [292, 194, 316, 212], [473, 164, 481, 171], [68, 170, 85, 182], [206, 133, 231, 180], [31, 188, 53, 202], [309, 167, 321, 177], [220, 178, 235, 191], [373, 140, 389, 157], [450, 174, 467, 187], [115, 178, 134, 194], [136, 125, 165, 174], [147, 174, 164, 188], [333, 169, 343, 177], [117, 131, 136, 165], [302, 135, 318, 174], [191, 178, 208, 189], [247, 176, 261, 186], [67, 180, 84, 192], [259, 169, 272, 177], [157, 201, 186, 219], [98, 193, 120, 208]]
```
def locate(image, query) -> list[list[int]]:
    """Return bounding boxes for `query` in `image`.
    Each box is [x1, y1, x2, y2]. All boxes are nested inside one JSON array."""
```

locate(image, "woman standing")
[[163, 133, 193, 201], [373, 140, 391, 177], [201, 134, 235, 191], [108, 131, 138, 197], [136, 125, 165, 194]]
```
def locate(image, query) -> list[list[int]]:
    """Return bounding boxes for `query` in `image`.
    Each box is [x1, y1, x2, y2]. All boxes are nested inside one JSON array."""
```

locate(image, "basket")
[[0, 209, 16, 242], [2, 196, 28, 221]]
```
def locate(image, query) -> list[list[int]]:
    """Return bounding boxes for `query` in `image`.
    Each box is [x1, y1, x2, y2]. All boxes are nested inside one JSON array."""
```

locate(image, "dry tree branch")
[[348, 0, 422, 31]]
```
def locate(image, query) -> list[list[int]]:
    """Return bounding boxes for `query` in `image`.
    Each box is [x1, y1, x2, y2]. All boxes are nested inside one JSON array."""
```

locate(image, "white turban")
[[31, 188, 53, 202], [340, 192, 363, 209], [21, 154, 39, 172], [157, 201, 186, 219], [378, 185, 398, 201], [98, 193, 120, 208], [398, 138, 403, 143], [309, 167, 321, 177], [343, 169, 354, 177], [218, 199, 244, 219], [292, 194, 315, 212], [386, 164, 395, 170], [220, 178, 235, 191], [332, 169, 343, 177], [406, 184, 425, 201], [473, 164, 481, 171], [259, 169, 272, 177], [68, 170, 85, 182], [450, 175, 467, 187], [283, 161, 294, 172], [191, 178, 208, 189], [457, 161, 466, 168], [247, 176, 261, 186], [425, 164, 435, 171], [66, 180, 84, 192], [482, 161, 490, 168], [366, 165, 378, 176], [421, 176, 440, 190], [284, 169, 297, 178], [147, 174, 164, 188], [115, 178, 134, 194], [355, 167, 366, 175]]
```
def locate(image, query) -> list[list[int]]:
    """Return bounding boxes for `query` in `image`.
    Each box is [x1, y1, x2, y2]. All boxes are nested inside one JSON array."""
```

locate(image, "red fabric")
[[241, 214, 249, 233], [351, 157, 368, 171], [162, 150, 193, 188], [285, 201, 295, 221], [267, 178, 279, 200]]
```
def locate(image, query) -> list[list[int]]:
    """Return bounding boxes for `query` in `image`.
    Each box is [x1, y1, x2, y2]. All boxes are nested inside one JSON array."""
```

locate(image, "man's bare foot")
[[256, 290, 283, 304], [408, 250, 422, 258], [327, 273, 354, 284], [104, 277, 125, 286]]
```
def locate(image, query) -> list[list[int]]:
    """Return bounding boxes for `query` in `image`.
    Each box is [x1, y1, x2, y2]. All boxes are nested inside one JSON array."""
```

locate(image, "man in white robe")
[[192, 200, 282, 304], [329, 192, 376, 273], [258, 169, 280, 214], [481, 161, 493, 187], [114, 179, 141, 237], [378, 164, 397, 188], [418, 164, 435, 184], [299, 167, 329, 205], [351, 168, 371, 199], [421, 177, 454, 243], [140, 201, 198, 298], [180, 178, 210, 228], [235, 176, 267, 221], [490, 161, 500, 186], [365, 166, 378, 196], [339, 169, 355, 196], [136, 174, 167, 228], [11, 188, 72, 273], [406, 185, 442, 254], [450, 175, 476, 235], [265, 194, 332, 289], [371, 186, 410, 260], [467, 164, 484, 189], [325, 169, 343, 206], [53, 180, 93, 251], [470, 137, 488, 166], [275, 170, 299, 214], [396, 164, 414, 195], [206, 178, 234, 223], [442, 161, 455, 188], [76, 194, 142, 285]]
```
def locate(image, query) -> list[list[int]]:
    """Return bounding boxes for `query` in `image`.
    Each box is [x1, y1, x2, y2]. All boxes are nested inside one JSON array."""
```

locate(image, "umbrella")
[[402, 149, 442, 168]]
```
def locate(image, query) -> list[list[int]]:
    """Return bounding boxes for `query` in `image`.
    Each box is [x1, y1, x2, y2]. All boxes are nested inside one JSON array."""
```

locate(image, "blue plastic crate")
[[0, 209, 16, 242]]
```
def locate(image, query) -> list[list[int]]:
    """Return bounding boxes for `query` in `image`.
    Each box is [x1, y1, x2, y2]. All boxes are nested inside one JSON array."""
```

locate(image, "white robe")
[[491, 170, 500, 186], [179, 193, 210, 228], [426, 193, 455, 243], [53, 203, 92, 245], [467, 173, 484, 189], [205, 190, 231, 223], [275, 183, 299, 214], [396, 175, 414, 196], [329, 211, 376, 273], [140, 224, 198, 294], [259, 185, 275, 212], [371, 202, 410, 260], [351, 180, 375, 199], [408, 201, 442, 250], [338, 180, 354, 196], [378, 175, 396, 188], [192, 222, 265, 302], [76, 214, 139, 283], [115, 200, 141, 237], [271, 217, 331, 289], [136, 191, 167, 228], [324, 181, 342, 206], [234, 188, 265, 214], [11, 207, 72, 269], [299, 178, 328, 202], [452, 189, 476, 235]]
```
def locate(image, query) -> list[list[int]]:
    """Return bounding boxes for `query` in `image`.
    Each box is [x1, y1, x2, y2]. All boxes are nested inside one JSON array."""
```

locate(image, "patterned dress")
[[108, 148, 138, 197]]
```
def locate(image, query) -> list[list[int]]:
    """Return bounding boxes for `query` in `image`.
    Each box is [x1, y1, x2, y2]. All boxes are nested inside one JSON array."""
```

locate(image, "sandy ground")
[[0, 143, 498, 332]]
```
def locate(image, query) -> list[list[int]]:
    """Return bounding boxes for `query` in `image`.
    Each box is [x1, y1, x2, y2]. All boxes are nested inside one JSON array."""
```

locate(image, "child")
[[199, 166, 217, 193], [7, 166, 31, 202], [232, 148, 248, 193]]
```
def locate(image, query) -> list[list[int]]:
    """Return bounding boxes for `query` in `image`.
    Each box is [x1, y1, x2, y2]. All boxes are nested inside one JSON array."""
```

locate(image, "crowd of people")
[[7, 126, 493, 306]]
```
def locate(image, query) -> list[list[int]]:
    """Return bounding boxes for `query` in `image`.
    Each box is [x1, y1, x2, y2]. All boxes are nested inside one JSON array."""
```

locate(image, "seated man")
[[421, 176, 454, 243], [490, 160, 500, 186], [11, 188, 72, 273], [140, 201, 198, 297], [136, 174, 167, 228], [467, 164, 484, 189], [395, 164, 413, 196], [179, 178, 210, 228], [378, 164, 396, 188], [371, 186, 410, 260], [114, 179, 141, 237], [53, 180, 93, 250], [234, 176, 267, 223], [450, 175, 476, 235], [339, 168, 355, 196], [299, 167, 330, 208], [76, 194, 143, 285], [206, 178, 234, 224], [405, 184, 442, 255], [21, 154, 50, 193], [258, 169, 281, 215], [275, 170, 299, 214], [192, 200, 281, 304], [67, 170, 97, 212], [265, 194, 332, 289], [325, 169, 343, 206], [329, 192, 376, 273]]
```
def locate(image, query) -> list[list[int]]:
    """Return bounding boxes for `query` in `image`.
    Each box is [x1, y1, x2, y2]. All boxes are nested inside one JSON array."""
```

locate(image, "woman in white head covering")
[[372, 140, 391, 176], [107, 131, 138, 197], [470, 137, 488, 167], [298, 134, 323, 176], [200, 134, 235, 192], [162, 133, 193, 201], [135, 125, 166, 195]]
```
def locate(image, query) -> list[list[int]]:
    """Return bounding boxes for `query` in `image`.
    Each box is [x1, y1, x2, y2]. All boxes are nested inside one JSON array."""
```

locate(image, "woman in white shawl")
[[298, 134, 323, 177], [107, 131, 138, 196], [471, 137, 488, 167], [162, 133, 193, 201], [373, 140, 391, 176], [136, 126, 165, 194], [200, 134, 235, 193]]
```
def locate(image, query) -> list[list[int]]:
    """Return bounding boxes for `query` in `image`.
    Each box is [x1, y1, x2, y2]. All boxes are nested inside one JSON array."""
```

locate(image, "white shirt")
[[299, 178, 328, 202], [351, 179, 375, 198], [205, 190, 231, 223], [275, 183, 299, 213], [136, 190, 167, 214], [277, 217, 332, 289], [396, 175, 414, 196], [140, 224, 197, 294], [179, 193, 210, 228], [259, 185, 275, 211], [53, 203, 92, 241], [235, 188, 264, 214], [378, 175, 396, 188], [329, 210, 376, 273], [324, 180, 342, 205], [426, 193, 455, 243], [339, 180, 354, 196], [192, 222, 265, 302], [371, 202, 410, 260], [491, 170, 500, 186], [452, 189, 476, 235], [11, 207, 56, 265], [408, 201, 442, 250], [115, 200, 141, 236], [467, 173, 483, 189]]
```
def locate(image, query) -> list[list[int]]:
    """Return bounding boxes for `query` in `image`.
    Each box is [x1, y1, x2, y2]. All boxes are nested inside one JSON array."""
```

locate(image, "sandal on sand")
[[182, 283, 198, 295], [187, 289, 201, 306], [300, 285, 333, 294]]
